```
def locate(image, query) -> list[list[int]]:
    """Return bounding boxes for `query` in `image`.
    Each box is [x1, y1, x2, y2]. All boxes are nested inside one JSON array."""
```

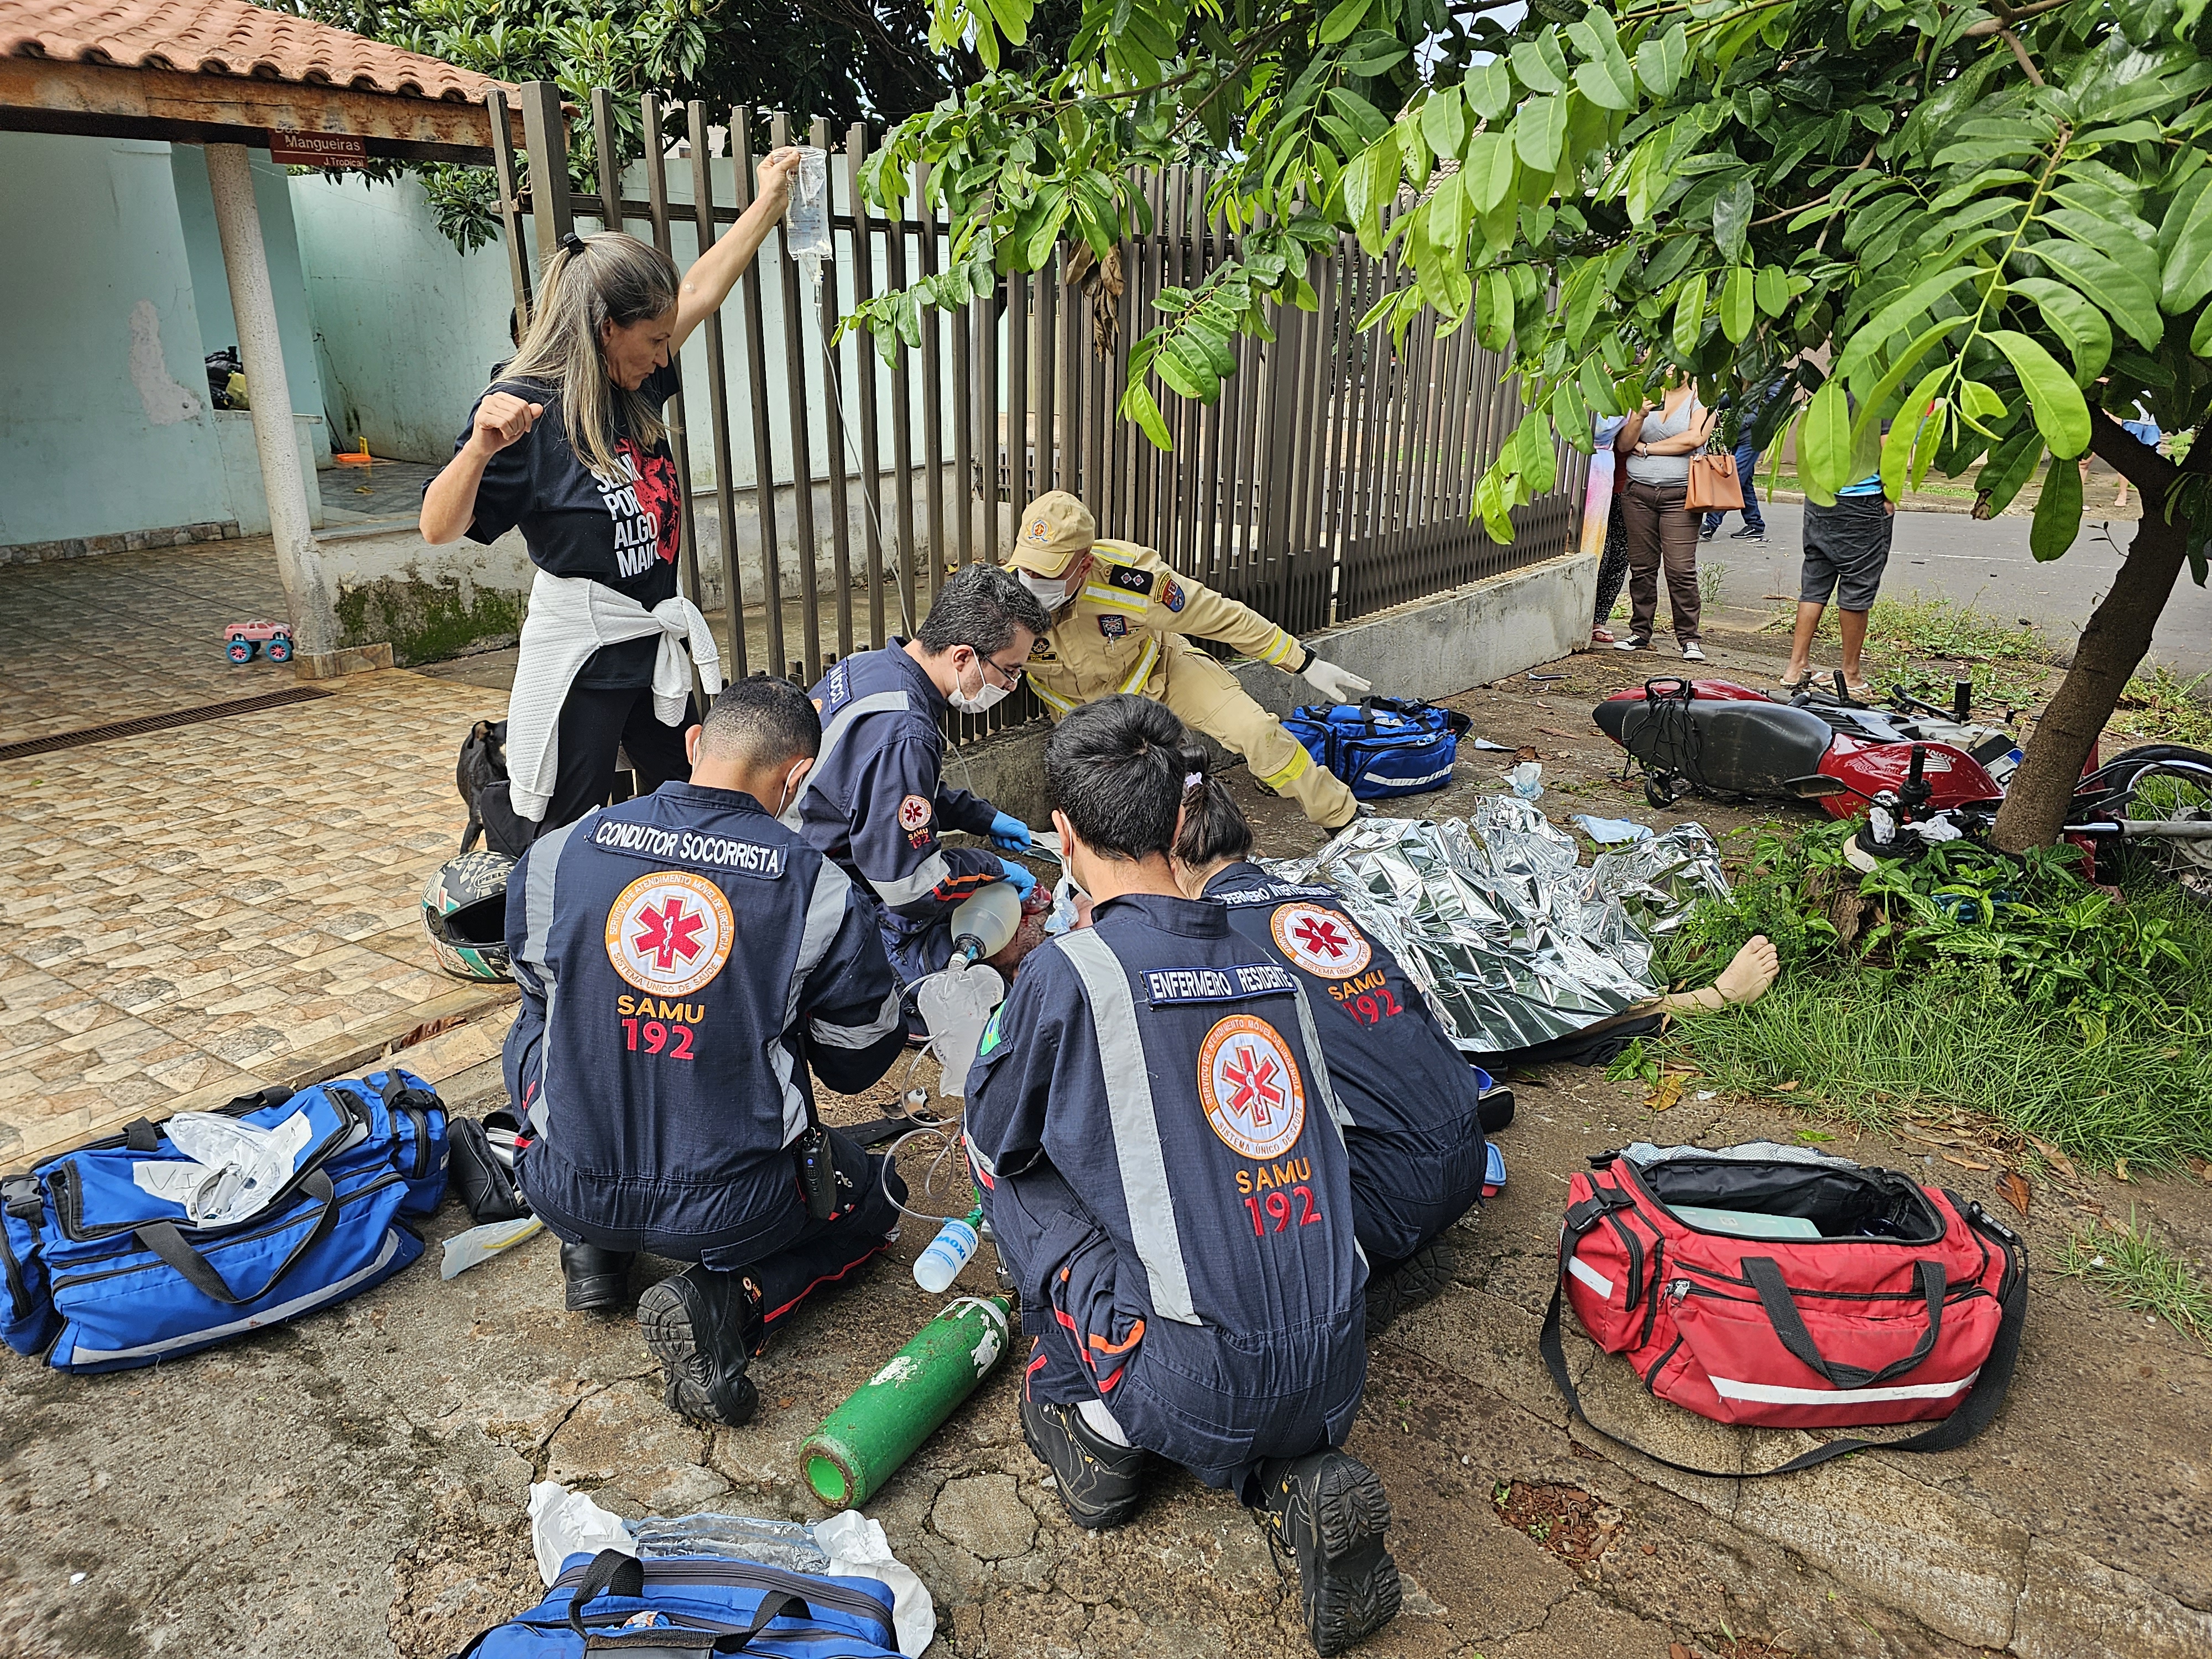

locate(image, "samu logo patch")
[[1098, 614, 1129, 639]]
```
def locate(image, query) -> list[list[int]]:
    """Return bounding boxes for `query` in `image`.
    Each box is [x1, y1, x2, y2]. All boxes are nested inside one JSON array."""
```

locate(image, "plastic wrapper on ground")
[[1271, 801, 1730, 1056]]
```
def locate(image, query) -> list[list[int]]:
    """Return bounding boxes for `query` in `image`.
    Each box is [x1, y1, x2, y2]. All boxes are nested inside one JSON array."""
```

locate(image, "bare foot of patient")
[[1661, 935, 1780, 1013]]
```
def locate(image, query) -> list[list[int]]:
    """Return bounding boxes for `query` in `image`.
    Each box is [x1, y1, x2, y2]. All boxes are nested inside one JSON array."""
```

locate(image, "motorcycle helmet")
[[421, 851, 515, 982]]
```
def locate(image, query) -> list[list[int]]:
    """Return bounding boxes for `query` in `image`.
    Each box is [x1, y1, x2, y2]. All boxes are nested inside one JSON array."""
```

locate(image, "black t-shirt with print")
[[448, 362, 684, 688]]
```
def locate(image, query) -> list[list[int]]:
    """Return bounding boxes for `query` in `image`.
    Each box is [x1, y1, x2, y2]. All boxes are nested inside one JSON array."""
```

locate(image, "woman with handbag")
[[1614, 379, 1720, 661]]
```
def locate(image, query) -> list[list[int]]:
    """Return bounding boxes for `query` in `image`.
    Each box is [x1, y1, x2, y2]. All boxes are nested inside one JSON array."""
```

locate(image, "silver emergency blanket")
[[1271, 799, 1729, 1055]]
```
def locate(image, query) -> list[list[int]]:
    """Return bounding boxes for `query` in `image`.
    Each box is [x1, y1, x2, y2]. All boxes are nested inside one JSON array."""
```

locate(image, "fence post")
[[486, 90, 533, 330], [519, 81, 573, 256]]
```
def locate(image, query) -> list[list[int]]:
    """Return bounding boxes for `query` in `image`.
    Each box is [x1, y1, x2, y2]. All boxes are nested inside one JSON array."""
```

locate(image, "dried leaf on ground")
[[1514, 744, 1541, 763], [1774, 1079, 1799, 1091], [1941, 1152, 1993, 1171], [395, 1014, 466, 1051], [2026, 1135, 2079, 1180], [2115, 1156, 2131, 1183], [1646, 1073, 1686, 1113], [1997, 1170, 2032, 1214]]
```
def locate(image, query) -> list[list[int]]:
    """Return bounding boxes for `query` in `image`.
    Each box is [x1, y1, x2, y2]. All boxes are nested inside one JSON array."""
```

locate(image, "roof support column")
[[205, 142, 337, 659]]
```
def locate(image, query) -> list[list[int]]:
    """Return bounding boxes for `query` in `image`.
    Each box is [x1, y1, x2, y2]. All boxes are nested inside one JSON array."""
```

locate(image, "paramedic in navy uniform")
[[800, 562, 1053, 987], [964, 696, 1401, 1658], [502, 677, 910, 1427], [421, 147, 802, 842], [1172, 774, 1487, 1333]]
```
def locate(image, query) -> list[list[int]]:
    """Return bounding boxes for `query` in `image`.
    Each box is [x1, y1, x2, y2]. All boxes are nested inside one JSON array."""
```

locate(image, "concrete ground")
[[4, 542, 2210, 1659]]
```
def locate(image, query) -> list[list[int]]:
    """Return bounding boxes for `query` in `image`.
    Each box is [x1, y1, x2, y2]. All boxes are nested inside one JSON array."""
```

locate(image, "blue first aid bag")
[[0, 1069, 445, 1373], [1284, 697, 1473, 800], [458, 1549, 904, 1658]]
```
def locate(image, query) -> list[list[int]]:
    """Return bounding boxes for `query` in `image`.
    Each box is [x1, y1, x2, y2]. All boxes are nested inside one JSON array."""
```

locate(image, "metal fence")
[[491, 84, 1586, 737]]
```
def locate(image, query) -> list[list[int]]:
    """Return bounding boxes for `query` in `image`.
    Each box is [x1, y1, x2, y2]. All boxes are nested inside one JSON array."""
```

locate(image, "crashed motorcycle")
[[1593, 674, 2212, 888]]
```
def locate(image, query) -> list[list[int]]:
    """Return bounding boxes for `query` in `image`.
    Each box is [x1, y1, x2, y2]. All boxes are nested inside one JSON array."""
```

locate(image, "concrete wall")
[[0, 133, 330, 556], [951, 549, 1599, 822], [170, 147, 331, 468], [287, 171, 517, 464]]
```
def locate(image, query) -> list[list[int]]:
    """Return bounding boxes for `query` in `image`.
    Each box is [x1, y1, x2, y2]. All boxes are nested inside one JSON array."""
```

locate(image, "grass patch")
[[1764, 591, 2054, 707], [2059, 1212, 2212, 1357], [2111, 664, 2212, 749], [1657, 821, 2212, 1172]]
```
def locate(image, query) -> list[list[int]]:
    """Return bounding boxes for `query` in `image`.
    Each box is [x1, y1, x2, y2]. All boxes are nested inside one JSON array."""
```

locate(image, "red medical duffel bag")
[[1542, 1144, 2027, 1477]]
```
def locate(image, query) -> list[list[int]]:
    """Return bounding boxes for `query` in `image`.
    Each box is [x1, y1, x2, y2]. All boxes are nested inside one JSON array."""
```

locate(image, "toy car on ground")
[[223, 621, 293, 663]]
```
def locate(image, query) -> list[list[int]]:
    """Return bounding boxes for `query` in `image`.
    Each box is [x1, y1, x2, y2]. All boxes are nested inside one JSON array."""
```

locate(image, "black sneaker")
[[1364, 1240, 1457, 1336], [1253, 1449, 1401, 1655], [1698, 525, 1718, 541], [637, 1267, 763, 1427], [560, 1242, 635, 1314], [1020, 1390, 1150, 1530], [1728, 525, 1766, 541]]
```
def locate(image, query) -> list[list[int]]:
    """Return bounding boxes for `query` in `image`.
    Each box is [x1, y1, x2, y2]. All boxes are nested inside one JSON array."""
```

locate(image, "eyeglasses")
[[979, 656, 1027, 688]]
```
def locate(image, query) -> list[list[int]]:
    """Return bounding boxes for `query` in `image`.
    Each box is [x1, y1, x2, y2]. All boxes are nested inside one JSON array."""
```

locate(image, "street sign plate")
[[268, 130, 367, 168]]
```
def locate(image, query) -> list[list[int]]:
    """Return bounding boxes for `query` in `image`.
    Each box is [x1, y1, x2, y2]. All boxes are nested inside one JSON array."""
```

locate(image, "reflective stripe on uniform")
[[1116, 636, 1160, 695], [1082, 582, 1149, 615], [872, 849, 953, 907], [1257, 630, 1301, 667], [1253, 740, 1311, 790], [811, 982, 905, 1050], [804, 689, 912, 804], [520, 815, 587, 1139], [1030, 679, 1077, 714], [1287, 979, 1355, 1134], [779, 859, 856, 1142], [1057, 929, 1201, 1324]]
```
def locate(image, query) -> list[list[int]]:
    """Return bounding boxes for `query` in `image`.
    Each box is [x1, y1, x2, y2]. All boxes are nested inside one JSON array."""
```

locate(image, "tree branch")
[[1962, 0, 2075, 36], [2088, 405, 2176, 510]]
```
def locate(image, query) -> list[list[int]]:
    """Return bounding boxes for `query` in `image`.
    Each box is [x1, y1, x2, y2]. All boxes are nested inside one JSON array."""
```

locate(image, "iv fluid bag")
[[785, 147, 832, 264]]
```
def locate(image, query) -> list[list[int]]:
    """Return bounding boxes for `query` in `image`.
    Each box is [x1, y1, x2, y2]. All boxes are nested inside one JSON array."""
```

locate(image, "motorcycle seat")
[[1598, 696, 1838, 785]]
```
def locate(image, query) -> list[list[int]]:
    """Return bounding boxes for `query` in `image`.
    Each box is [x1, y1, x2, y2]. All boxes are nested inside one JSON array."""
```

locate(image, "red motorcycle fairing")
[[1816, 735, 2003, 821]]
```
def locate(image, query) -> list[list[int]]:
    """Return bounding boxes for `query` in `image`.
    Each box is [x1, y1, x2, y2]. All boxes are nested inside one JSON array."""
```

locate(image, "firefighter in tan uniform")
[[1005, 493, 1372, 831]]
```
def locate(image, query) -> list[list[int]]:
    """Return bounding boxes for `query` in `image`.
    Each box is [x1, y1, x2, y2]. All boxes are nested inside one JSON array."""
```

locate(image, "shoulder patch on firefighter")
[[1108, 565, 1154, 596], [1161, 578, 1185, 612], [1197, 1014, 1307, 1161], [1097, 614, 1129, 640], [606, 870, 735, 997], [1028, 638, 1057, 661], [1270, 902, 1373, 978], [898, 795, 933, 834]]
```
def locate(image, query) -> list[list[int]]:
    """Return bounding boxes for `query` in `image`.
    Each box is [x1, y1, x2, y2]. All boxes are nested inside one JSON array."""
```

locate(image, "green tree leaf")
[[1121, 378, 1173, 449], [2030, 238, 2165, 351], [1635, 22, 1688, 98], [1316, 0, 1368, 46], [1343, 132, 1402, 256], [2008, 276, 2112, 386], [1712, 176, 1754, 263], [1477, 270, 1515, 351], [1466, 131, 1517, 214], [1799, 379, 1853, 502], [1510, 38, 1564, 95], [1514, 95, 1568, 175], [1672, 272, 1707, 357], [2031, 442, 2082, 561], [1987, 329, 2092, 459], [1517, 413, 1558, 493], [2161, 175, 2212, 315], [1720, 265, 1755, 343], [1465, 60, 1513, 122], [1754, 264, 1791, 317], [1579, 354, 1624, 417], [1418, 86, 1468, 162]]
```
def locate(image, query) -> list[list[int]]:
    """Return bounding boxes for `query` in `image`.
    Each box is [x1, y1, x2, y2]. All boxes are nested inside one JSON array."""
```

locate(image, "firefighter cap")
[[1008, 491, 1097, 577]]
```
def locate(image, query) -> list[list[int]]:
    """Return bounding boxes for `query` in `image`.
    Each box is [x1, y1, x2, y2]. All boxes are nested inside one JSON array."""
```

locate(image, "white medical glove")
[[1300, 655, 1372, 705]]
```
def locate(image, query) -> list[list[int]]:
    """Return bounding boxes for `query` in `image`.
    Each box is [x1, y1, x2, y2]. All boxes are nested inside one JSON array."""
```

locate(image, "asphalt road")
[[1701, 500, 2212, 676]]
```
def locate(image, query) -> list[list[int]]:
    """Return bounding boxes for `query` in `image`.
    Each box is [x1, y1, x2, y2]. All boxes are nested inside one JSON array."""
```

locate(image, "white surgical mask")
[[774, 762, 808, 827], [947, 653, 1012, 715], [1018, 569, 1074, 609]]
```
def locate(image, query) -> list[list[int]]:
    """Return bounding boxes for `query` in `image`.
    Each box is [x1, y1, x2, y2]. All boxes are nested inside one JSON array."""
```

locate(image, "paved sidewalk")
[[0, 539, 506, 1166]]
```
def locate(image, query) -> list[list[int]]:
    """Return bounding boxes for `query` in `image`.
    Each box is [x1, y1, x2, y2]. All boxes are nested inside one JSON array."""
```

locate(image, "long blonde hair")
[[501, 231, 679, 481]]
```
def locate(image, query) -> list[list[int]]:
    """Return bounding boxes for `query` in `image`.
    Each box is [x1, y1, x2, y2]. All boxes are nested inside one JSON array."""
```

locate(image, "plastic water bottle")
[[913, 1208, 982, 1293]]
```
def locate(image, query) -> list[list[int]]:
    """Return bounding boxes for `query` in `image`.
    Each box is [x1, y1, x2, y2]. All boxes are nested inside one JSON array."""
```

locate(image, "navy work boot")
[[637, 1266, 764, 1427], [1253, 1449, 1401, 1656], [559, 1243, 635, 1314], [1364, 1239, 1457, 1336], [1020, 1391, 1150, 1530]]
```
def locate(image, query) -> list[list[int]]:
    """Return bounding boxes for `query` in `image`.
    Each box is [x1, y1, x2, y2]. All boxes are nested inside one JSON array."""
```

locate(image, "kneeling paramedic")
[[1172, 775, 1486, 1333], [966, 695, 1401, 1657], [503, 677, 909, 1426], [1006, 492, 1371, 833], [800, 562, 1050, 988]]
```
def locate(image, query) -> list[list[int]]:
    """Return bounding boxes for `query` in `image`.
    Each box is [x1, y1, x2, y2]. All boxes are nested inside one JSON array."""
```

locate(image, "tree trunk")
[[1991, 500, 2189, 852]]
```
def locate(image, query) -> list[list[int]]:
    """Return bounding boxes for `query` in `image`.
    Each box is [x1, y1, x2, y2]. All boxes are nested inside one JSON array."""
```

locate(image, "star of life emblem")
[[1197, 1015, 1307, 1161], [1270, 902, 1371, 978], [605, 870, 734, 997]]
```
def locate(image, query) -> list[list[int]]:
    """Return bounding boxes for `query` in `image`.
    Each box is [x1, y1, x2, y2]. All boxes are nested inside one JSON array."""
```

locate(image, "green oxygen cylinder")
[[801, 1293, 1011, 1508]]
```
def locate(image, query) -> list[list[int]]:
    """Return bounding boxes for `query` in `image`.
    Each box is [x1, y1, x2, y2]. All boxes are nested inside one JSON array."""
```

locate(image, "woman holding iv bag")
[[421, 147, 806, 842]]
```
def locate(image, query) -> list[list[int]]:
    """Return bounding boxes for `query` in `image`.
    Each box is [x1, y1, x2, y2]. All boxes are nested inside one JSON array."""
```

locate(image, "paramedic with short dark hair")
[[503, 677, 907, 1427], [963, 694, 1400, 1659]]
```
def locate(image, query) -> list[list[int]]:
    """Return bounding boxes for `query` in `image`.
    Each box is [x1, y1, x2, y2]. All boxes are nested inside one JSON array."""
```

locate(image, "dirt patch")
[[1490, 1479, 1630, 1578]]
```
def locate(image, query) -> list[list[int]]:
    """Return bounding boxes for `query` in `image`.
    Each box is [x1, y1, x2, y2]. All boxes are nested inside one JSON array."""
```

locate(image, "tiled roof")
[[0, 0, 514, 102]]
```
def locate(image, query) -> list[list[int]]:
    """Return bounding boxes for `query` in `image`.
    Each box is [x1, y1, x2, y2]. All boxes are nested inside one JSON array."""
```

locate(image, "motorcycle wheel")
[[2090, 745, 2212, 900]]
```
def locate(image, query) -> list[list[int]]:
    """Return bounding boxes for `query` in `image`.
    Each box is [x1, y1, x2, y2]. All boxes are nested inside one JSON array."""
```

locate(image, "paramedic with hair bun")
[[1005, 491, 1372, 833], [420, 147, 803, 844]]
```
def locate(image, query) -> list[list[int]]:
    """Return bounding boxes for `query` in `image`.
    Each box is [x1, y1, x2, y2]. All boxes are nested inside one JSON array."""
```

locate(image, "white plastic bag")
[[915, 963, 1005, 1098], [528, 1481, 634, 1586], [815, 1509, 936, 1657], [131, 1110, 314, 1225]]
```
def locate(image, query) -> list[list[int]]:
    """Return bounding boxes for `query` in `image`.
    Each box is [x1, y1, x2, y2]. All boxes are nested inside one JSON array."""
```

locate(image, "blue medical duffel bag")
[[1285, 697, 1473, 800], [457, 1549, 903, 1658], [0, 1069, 447, 1373]]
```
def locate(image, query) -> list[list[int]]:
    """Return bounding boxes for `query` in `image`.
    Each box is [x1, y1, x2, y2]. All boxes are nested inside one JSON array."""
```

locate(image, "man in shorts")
[[1780, 472, 1895, 696]]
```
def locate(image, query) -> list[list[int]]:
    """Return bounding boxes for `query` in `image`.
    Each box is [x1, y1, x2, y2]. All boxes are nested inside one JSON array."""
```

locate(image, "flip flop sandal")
[[1777, 673, 1814, 692]]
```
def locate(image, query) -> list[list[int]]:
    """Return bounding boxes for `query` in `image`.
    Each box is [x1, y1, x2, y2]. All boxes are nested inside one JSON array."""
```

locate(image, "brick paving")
[[0, 537, 497, 1166]]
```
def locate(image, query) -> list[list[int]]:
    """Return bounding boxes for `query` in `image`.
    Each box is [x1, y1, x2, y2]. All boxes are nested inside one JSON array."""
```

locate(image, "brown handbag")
[[1686, 447, 1745, 512]]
